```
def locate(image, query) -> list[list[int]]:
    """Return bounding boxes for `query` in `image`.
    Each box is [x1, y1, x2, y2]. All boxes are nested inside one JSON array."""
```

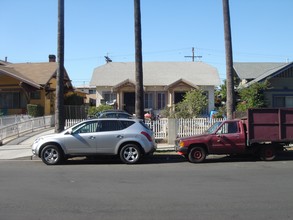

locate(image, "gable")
[[234, 62, 290, 80], [234, 62, 293, 87]]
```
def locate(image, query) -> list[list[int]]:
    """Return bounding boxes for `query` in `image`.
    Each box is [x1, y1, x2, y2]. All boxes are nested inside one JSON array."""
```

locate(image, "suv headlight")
[[34, 137, 43, 144]]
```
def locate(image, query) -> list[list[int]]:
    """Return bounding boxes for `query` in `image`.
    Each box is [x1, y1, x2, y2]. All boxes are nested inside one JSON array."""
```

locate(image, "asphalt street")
[[1, 159, 293, 220]]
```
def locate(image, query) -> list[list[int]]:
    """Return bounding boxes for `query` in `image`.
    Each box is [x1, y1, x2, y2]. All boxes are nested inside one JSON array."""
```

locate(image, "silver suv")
[[32, 118, 157, 165]]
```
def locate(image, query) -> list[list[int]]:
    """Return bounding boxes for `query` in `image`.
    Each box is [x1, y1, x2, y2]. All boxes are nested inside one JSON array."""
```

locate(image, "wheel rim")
[[265, 149, 273, 158], [193, 150, 202, 160], [123, 146, 138, 162], [44, 148, 59, 164]]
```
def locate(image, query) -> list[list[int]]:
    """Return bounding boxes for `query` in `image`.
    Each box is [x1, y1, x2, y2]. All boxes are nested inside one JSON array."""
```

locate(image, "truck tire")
[[188, 147, 206, 163], [260, 146, 276, 161]]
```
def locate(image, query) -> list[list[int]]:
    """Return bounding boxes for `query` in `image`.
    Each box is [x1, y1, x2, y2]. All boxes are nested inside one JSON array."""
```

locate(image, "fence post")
[[168, 118, 178, 145]]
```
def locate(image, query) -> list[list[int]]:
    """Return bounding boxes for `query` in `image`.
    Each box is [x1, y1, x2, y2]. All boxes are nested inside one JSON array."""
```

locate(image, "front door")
[[209, 121, 246, 154], [123, 92, 135, 114], [174, 92, 186, 104], [62, 121, 98, 154]]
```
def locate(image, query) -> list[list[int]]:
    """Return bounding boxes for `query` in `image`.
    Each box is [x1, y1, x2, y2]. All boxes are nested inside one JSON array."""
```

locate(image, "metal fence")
[[0, 115, 31, 128], [0, 115, 55, 144]]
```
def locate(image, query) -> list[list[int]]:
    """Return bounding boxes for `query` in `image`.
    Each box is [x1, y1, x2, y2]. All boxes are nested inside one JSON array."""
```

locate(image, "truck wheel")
[[188, 147, 206, 163], [260, 146, 276, 161], [41, 145, 63, 165]]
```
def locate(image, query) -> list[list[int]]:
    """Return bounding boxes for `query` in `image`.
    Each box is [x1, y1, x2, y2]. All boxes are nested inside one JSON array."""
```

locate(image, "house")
[[234, 62, 293, 108], [0, 55, 73, 115], [75, 85, 97, 106], [90, 62, 221, 116]]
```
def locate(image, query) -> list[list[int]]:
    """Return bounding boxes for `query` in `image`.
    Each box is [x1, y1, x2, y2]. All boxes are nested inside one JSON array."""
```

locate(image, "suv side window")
[[73, 121, 99, 134], [98, 120, 123, 132], [120, 120, 135, 129]]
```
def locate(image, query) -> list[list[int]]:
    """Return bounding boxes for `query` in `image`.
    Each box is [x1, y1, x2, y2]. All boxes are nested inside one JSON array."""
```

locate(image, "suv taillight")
[[141, 131, 152, 142]]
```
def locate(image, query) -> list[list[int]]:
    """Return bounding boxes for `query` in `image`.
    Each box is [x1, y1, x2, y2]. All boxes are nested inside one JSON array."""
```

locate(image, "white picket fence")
[[64, 118, 224, 140], [177, 118, 224, 137]]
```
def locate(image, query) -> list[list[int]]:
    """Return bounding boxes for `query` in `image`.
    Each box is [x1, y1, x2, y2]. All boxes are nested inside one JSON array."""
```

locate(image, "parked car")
[[92, 109, 134, 119], [32, 118, 157, 165]]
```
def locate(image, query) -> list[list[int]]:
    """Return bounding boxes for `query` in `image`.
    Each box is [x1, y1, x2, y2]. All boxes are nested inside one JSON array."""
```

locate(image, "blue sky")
[[1, 0, 293, 86]]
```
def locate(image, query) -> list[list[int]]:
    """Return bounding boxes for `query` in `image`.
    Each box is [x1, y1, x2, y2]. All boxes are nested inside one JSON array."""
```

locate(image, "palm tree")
[[222, 0, 235, 119], [55, 0, 65, 132], [134, 0, 144, 119]]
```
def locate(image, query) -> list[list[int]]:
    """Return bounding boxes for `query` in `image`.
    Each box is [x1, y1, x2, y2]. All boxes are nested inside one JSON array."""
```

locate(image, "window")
[[144, 93, 153, 108], [102, 92, 116, 102], [0, 92, 26, 108], [274, 96, 293, 107], [157, 92, 166, 110], [98, 120, 123, 132], [120, 120, 135, 128], [217, 122, 238, 134], [30, 91, 41, 100], [89, 89, 96, 94], [73, 121, 98, 134]]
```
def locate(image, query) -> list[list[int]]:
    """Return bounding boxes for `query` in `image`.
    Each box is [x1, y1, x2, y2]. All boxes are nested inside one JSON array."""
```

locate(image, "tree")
[[134, 0, 144, 119], [55, 0, 65, 133], [236, 81, 270, 112], [222, 0, 235, 119], [166, 89, 208, 119]]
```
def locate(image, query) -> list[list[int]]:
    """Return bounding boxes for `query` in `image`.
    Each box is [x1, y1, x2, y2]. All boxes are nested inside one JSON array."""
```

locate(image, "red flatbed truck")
[[175, 108, 293, 162]]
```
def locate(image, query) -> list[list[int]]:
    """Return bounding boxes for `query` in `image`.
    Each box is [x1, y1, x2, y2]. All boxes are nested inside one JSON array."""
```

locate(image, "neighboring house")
[[234, 62, 293, 108], [0, 55, 73, 115], [75, 85, 97, 106], [90, 62, 221, 116]]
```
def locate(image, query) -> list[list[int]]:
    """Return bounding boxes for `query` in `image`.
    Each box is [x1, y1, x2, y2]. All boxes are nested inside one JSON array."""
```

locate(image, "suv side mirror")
[[65, 128, 73, 135]]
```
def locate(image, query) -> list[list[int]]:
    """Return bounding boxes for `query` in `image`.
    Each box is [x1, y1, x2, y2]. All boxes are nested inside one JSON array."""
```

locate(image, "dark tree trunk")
[[55, 0, 65, 132], [134, 0, 144, 119], [222, 0, 235, 119]]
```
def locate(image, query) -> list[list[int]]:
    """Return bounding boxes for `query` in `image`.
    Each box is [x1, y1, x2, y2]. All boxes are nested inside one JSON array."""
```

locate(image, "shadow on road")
[[62, 154, 186, 165], [51, 150, 293, 165]]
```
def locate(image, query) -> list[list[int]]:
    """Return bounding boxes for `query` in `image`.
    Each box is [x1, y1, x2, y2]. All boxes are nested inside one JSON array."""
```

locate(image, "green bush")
[[87, 105, 114, 117], [27, 104, 44, 117]]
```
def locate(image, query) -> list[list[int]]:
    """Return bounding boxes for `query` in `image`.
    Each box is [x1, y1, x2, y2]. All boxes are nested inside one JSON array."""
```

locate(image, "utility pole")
[[184, 47, 202, 62], [134, 0, 144, 120], [222, 0, 235, 120], [55, 0, 65, 133]]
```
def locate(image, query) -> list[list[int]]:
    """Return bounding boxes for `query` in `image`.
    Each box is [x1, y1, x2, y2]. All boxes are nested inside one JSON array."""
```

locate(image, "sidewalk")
[[0, 128, 174, 160]]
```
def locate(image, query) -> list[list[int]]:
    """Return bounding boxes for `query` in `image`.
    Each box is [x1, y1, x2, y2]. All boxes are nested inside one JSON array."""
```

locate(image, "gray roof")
[[90, 62, 220, 87], [233, 62, 290, 80]]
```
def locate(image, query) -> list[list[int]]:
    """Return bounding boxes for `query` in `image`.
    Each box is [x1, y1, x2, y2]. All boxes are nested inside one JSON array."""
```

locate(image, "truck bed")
[[247, 108, 293, 143]]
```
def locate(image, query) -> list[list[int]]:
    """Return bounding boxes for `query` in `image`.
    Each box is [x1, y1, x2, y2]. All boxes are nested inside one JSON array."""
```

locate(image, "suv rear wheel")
[[120, 144, 141, 164]]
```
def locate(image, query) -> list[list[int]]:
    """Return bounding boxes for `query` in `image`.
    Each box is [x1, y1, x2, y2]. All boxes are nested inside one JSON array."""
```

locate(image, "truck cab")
[[175, 119, 247, 162]]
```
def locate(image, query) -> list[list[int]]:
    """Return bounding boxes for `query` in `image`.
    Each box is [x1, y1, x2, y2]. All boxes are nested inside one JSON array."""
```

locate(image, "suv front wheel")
[[41, 145, 63, 165], [120, 144, 141, 164]]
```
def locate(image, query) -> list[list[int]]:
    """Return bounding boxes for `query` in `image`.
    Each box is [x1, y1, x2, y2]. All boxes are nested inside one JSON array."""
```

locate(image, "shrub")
[[27, 104, 44, 117]]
